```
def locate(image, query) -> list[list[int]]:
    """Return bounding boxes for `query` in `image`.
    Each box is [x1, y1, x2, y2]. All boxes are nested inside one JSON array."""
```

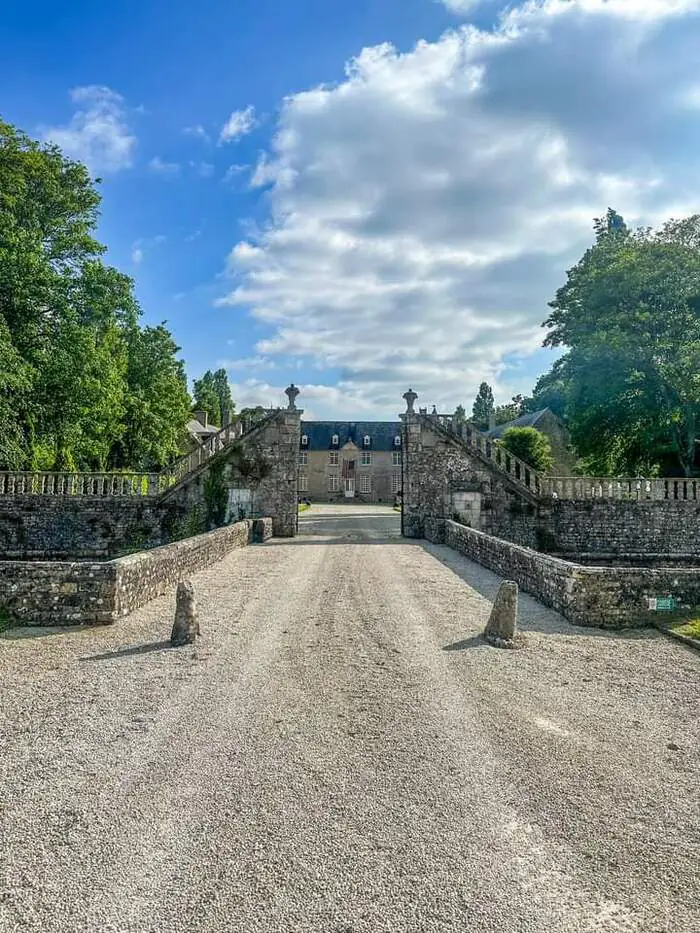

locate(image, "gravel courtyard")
[[1, 504, 698, 933]]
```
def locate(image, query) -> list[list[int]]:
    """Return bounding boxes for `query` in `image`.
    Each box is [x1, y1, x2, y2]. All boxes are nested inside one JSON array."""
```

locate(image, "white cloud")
[[148, 156, 180, 175], [438, 0, 484, 13], [42, 85, 135, 174], [184, 124, 210, 142], [219, 106, 256, 144], [190, 160, 215, 178], [220, 0, 700, 416], [131, 235, 166, 265], [223, 163, 250, 184]]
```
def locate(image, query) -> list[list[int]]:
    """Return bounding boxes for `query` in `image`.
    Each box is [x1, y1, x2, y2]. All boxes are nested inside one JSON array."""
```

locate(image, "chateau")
[[298, 422, 403, 503]]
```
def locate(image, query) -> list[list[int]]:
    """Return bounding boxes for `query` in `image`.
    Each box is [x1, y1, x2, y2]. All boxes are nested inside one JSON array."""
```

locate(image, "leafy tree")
[[453, 404, 466, 428], [192, 371, 222, 426], [544, 210, 700, 476], [501, 427, 554, 473], [495, 396, 526, 426], [115, 325, 191, 471], [212, 368, 234, 423], [0, 118, 192, 471], [471, 382, 495, 430]]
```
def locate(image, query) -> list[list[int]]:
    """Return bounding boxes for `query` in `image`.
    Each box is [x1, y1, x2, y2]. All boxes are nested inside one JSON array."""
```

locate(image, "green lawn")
[[298, 503, 311, 512]]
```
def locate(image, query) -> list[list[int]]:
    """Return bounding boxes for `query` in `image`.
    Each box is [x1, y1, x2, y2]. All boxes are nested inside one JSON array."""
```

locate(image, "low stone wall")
[[438, 520, 700, 629], [0, 519, 264, 627]]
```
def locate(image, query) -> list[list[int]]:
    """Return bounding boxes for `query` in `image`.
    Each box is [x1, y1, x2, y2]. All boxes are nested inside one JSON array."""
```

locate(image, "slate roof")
[[485, 408, 552, 439], [301, 421, 402, 451], [186, 418, 218, 439]]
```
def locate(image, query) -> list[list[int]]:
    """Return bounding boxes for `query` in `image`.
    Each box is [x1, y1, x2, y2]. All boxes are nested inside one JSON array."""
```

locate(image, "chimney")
[[488, 412, 496, 432], [193, 409, 208, 428]]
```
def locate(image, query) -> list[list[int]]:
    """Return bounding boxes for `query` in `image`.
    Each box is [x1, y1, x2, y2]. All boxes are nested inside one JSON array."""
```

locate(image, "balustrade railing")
[[540, 476, 700, 501], [0, 471, 172, 497], [430, 415, 542, 497], [168, 409, 277, 484]]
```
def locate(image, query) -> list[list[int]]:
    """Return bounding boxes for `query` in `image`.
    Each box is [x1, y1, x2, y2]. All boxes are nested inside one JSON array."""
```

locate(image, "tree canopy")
[[0, 119, 191, 472], [540, 209, 700, 476], [500, 427, 554, 473], [471, 382, 495, 429], [192, 368, 234, 427]]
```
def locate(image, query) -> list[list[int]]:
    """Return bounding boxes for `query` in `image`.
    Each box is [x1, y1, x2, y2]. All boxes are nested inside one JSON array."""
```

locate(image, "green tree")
[[115, 325, 192, 471], [471, 382, 495, 430], [453, 404, 466, 428], [192, 371, 222, 426], [500, 427, 554, 473], [0, 118, 192, 471], [212, 368, 234, 424], [544, 210, 700, 476]]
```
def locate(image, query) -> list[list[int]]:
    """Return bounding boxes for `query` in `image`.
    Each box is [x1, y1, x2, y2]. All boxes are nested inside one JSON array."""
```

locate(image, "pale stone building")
[[298, 422, 403, 503]]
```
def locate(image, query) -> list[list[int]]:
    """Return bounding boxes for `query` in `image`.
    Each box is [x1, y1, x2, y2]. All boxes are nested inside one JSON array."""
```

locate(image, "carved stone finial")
[[403, 388, 418, 413], [285, 384, 300, 410]]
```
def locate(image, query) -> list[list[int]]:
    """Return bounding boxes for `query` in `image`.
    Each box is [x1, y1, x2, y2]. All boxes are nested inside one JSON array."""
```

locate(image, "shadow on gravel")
[[80, 640, 172, 662], [420, 541, 659, 642], [442, 635, 489, 651]]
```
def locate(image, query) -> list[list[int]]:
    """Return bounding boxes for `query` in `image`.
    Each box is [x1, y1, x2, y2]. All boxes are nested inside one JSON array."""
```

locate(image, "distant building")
[[298, 422, 402, 503], [185, 410, 219, 448], [485, 408, 575, 474]]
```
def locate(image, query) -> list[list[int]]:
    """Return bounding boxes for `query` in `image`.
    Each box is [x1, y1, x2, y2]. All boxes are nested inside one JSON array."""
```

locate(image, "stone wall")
[[0, 495, 184, 560], [0, 518, 265, 627], [545, 499, 700, 557], [437, 520, 700, 629], [401, 412, 538, 543]]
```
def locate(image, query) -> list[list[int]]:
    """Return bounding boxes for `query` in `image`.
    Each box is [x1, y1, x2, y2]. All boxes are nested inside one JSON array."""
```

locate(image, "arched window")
[[363, 435, 371, 446], [394, 435, 401, 446], [301, 434, 309, 446], [332, 434, 339, 446]]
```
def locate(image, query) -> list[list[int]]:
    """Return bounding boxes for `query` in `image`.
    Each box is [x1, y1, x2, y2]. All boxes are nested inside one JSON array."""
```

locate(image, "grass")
[[669, 616, 700, 641], [298, 503, 311, 512]]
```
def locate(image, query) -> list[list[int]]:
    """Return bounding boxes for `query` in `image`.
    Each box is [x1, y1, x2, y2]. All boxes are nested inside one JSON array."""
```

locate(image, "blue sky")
[[3, 0, 700, 418]]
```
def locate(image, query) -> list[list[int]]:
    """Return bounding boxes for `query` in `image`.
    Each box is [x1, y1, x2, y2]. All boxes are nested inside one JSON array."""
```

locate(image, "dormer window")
[[363, 435, 371, 447], [332, 434, 339, 446], [394, 435, 401, 446], [301, 434, 309, 446]]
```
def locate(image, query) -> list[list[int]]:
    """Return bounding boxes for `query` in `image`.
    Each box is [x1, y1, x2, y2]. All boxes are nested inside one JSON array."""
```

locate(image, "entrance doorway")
[[344, 478, 355, 498]]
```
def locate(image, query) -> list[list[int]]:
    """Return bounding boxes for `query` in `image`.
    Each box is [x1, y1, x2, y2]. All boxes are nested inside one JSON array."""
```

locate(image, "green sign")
[[655, 597, 676, 612]]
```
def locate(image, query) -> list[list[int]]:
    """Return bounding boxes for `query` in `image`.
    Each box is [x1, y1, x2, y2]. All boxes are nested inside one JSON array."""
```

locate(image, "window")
[[298, 474, 308, 492], [328, 450, 339, 465], [298, 450, 308, 465], [360, 473, 371, 494], [361, 451, 372, 466], [301, 434, 309, 446], [394, 435, 401, 446], [331, 434, 339, 446], [391, 473, 401, 493], [392, 451, 401, 467], [363, 434, 371, 446], [328, 474, 339, 493]]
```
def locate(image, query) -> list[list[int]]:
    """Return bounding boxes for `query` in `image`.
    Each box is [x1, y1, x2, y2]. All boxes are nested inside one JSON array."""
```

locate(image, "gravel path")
[[1, 504, 698, 933]]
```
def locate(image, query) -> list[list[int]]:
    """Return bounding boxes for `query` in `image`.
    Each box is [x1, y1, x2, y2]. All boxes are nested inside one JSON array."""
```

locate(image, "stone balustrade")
[[540, 476, 700, 501], [169, 410, 277, 483], [0, 471, 171, 497]]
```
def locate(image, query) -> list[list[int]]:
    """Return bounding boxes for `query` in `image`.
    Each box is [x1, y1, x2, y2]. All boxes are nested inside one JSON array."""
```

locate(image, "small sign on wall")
[[647, 596, 676, 612]]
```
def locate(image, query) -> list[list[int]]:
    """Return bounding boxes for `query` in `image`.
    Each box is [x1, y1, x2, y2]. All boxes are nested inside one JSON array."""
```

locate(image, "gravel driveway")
[[1, 504, 698, 933]]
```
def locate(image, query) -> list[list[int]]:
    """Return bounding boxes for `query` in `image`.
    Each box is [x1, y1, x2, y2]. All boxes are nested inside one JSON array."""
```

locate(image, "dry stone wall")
[[437, 520, 700, 629], [0, 518, 267, 627]]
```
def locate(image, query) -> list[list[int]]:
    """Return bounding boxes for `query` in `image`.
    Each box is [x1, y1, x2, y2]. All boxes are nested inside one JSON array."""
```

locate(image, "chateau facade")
[[298, 422, 402, 503]]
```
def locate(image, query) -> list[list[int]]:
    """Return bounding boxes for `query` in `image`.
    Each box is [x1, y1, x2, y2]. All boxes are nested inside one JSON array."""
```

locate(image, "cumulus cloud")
[[220, 0, 700, 416], [219, 106, 256, 143], [131, 234, 166, 265], [42, 85, 136, 174], [438, 0, 485, 13], [184, 124, 210, 142]]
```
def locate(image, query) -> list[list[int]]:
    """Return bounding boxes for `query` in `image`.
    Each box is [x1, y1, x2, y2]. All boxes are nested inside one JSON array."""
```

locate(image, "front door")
[[344, 477, 355, 498]]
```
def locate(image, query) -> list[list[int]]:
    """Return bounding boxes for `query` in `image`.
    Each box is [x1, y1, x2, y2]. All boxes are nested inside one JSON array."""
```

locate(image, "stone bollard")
[[170, 580, 200, 647], [484, 580, 524, 649]]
